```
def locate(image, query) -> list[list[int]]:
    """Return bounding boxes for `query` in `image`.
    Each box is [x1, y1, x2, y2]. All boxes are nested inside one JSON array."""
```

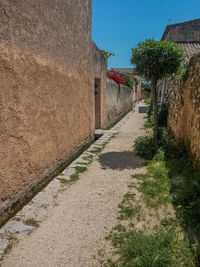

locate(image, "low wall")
[[105, 78, 133, 127], [167, 54, 200, 159]]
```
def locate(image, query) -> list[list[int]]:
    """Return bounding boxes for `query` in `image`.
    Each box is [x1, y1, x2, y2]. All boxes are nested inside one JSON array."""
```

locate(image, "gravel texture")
[[1, 103, 145, 267]]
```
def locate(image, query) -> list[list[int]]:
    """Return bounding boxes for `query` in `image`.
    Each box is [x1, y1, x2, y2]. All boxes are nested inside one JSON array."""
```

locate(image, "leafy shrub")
[[144, 97, 151, 106], [153, 148, 165, 161], [144, 114, 153, 128], [119, 73, 132, 87], [177, 66, 188, 83], [134, 136, 157, 160], [135, 128, 187, 161], [158, 128, 187, 159]]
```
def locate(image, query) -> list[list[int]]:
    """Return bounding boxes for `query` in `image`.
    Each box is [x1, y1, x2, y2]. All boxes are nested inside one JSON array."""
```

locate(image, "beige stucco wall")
[[0, 0, 107, 200], [167, 55, 200, 160], [90, 42, 107, 129], [105, 78, 133, 127]]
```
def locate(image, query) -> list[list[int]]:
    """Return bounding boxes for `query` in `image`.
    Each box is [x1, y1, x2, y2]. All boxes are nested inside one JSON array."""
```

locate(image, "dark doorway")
[[95, 78, 101, 129]]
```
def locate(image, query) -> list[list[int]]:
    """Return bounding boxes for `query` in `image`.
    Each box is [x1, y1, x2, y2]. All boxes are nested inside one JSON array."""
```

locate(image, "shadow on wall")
[[98, 151, 144, 170]]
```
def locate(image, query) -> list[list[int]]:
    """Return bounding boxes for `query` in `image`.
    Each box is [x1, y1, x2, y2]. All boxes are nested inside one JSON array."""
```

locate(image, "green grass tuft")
[[23, 218, 39, 228], [59, 178, 68, 184], [118, 204, 141, 220], [90, 147, 103, 154], [74, 166, 87, 173], [131, 173, 147, 180], [82, 154, 93, 164], [118, 192, 140, 220], [138, 161, 172, 207], [70, 173, 79, 182], [109, 228, 195, 267]]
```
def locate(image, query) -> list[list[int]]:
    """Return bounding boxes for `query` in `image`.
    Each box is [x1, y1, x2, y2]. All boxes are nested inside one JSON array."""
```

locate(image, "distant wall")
[[105, 78, 133, 127], [167, 54, 200, 159], [0, 0, 107, 202], [91, 41, 107, 129], [163, 19, 200, 42]]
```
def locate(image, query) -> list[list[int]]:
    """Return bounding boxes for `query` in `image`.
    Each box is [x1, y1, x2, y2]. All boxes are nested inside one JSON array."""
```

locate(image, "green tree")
[[131, 39, 184, 142]]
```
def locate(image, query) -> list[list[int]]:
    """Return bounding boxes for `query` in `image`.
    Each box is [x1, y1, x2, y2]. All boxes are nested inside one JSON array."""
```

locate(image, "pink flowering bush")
[[108, 73, 125, 85]]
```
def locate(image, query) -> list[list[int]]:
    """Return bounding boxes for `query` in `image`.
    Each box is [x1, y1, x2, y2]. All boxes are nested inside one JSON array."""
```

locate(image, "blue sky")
[[92, 0, 200, 68]]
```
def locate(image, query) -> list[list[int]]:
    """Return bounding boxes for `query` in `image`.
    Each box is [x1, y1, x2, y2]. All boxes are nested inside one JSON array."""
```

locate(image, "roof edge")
[[161, 18, 200, 40]]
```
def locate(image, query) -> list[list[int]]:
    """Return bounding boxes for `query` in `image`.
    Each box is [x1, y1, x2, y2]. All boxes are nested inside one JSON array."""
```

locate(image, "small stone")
[[0, 221, 33, 234], [61, 167, 76, 177], [44, 179, 60, 196], [32, 192, 53, 205], [82, 151, 94, 157], [71, 163, 87, 168]]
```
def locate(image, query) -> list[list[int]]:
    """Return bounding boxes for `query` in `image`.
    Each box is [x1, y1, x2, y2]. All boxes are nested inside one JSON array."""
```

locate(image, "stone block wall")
[[167, 54, 200, 159], [162, 19, 200, 42], [0, 0, 107, 202], [105, 78, 133, 127]]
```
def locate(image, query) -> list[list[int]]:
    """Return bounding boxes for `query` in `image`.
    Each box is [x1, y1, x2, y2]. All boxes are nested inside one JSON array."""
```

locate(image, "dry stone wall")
[[167, 54, 200, 159]]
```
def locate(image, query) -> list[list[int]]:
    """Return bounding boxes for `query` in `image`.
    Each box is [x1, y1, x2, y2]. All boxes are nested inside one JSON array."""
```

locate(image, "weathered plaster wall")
[[90, 41, 107, 129], [0, 0, 107, 201], [167, 54, 200, 159], [106, 78, 133, 127]]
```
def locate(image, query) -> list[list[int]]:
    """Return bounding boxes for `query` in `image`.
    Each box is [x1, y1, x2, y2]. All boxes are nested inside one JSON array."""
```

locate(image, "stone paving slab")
[[0, 221, 33, 235], [32, 192, 53, 205], [15, 203, 48, 222], [43, 179, 61, 196]]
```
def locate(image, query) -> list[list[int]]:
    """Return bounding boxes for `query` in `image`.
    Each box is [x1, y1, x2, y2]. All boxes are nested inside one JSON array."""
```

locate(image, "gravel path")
[[1, 103, 145, 267]]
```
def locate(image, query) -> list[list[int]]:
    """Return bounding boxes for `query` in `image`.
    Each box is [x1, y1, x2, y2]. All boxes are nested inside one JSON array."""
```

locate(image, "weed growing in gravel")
[[0, 235, 18, 262], [103, 153, 196, 266], [122, 192, 136, 202], [59, 178, 69, 185], [107, 227, 194, 267], [140, 161, 172, 207], [59, 165, 88, 186], [118, 203, 141, 221], [74, 166, 87, 173], [90, 146, 104, 154], [118, 192, 140, 220], [70, 173, 79, 182], [83, 154, 93, 162], [23, 218, 39, 228], [90, 142, 109, 155]]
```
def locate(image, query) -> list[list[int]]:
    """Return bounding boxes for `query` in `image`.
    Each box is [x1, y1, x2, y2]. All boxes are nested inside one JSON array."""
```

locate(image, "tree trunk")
[[151, 77, 158, 142]]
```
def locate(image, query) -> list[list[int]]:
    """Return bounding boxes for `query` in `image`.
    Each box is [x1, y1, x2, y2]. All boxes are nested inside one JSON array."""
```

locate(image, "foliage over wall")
[[108, 73, 125, 85], [119, 73, 132, 87]]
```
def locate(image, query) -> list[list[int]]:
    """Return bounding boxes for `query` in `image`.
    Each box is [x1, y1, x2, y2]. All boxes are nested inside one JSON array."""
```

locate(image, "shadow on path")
[[98, 151, 144, 170]]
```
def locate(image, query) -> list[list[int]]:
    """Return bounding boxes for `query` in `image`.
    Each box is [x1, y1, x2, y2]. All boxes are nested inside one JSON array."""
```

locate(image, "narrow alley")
[[1, 104, 146, 267]]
